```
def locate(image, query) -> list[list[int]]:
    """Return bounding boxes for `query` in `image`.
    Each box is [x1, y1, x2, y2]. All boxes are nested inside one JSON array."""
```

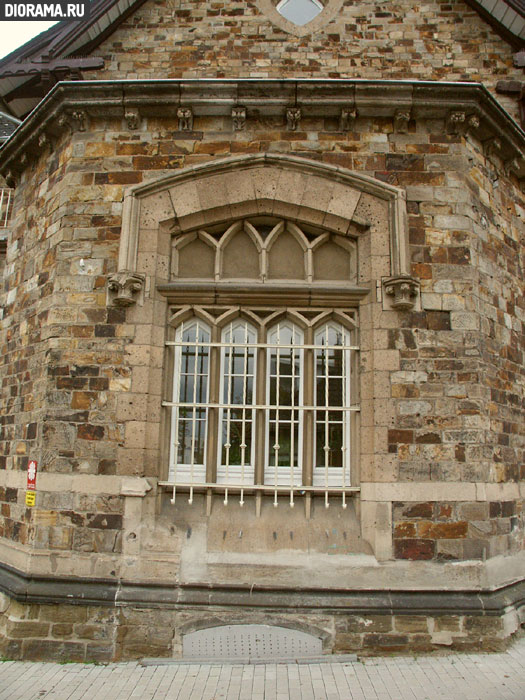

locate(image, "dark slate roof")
[[0, 0, 147, 119]]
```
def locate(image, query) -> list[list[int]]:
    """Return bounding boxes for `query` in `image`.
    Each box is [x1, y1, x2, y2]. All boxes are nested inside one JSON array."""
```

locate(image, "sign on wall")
[[25, 459, 37, 507]]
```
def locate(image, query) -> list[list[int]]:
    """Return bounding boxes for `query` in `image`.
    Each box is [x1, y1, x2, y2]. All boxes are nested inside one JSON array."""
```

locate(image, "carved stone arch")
[[113, 153, 415, 309], [219, 220, 263, 280], [173, 230, 218, 279], [266, 221, 309, 281], [310, 232, 357, 282], [313, 311, 357, 335], [263, 308, 309, 332], [168, 305, 216, 329], [216, 308, 263, 337]]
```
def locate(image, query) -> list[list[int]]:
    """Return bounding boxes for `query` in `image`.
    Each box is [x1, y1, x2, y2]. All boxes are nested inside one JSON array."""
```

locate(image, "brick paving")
[[0, 637, 524, 699]]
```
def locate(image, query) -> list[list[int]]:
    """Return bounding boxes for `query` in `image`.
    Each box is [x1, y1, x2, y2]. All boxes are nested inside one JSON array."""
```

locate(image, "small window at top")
[[276, 0, 323, 26]]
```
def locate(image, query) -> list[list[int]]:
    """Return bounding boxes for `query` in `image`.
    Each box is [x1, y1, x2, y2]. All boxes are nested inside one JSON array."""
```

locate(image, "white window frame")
[[264, 321, 304, 489], [313, 322, 352, 487], [166, 313, 358, 500], [168, 319, 210, 484], [217, 319, 257, 486]]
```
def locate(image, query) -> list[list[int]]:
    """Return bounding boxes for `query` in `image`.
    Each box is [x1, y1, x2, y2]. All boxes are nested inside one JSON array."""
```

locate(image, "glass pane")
[[221, 418, 252, 466], [219, 321, 257, 470], [277, 0, 322, 26], [268, 422, 299, 467], [314, 322, 351, 475], [177, 418, 206, 465], [266, 322, 303, 479], [172, 320, 210, 473], [315, 420, 343, 469]]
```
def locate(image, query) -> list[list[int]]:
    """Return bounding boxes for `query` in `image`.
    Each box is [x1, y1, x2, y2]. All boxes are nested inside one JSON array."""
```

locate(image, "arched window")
[[165, 218, 361, 504], [218, 320, 257, 484], [167, 313, 357, 495], [265, 321, 304, 487], [169, 319, 211, 483], [314, 322, 352, 486]]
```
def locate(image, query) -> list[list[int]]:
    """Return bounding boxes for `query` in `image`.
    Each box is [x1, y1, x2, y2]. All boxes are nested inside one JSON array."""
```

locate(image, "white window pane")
[[218, 320, 257, 481], [314, 322, 351, 484], [265, 321, 303, 485], [170, 319, 211, 481], [277, 0, 322, 25]]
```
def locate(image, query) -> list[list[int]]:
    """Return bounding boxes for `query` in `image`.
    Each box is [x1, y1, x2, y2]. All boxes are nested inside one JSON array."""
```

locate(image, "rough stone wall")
[[0, 110, 522, 567], [93, 0, 524, 120], [0, 593, 512, 661]]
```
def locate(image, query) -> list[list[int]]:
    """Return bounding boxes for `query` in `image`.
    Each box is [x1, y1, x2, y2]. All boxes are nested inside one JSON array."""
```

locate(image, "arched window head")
[[276, 0, 323, 25]]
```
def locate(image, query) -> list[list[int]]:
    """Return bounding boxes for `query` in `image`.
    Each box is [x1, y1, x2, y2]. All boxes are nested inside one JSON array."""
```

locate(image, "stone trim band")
[[0, 560, 524, 616]]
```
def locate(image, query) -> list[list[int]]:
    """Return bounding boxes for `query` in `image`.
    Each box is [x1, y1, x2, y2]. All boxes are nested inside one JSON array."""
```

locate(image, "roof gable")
[[0, 0, 147, 118]]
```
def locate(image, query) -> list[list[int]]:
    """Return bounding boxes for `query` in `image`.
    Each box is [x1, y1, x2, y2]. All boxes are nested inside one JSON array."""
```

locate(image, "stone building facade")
[[0, 0, 523, 661]]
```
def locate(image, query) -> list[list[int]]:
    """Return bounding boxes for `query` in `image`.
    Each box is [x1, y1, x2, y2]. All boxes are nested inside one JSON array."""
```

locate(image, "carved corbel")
[[466, 114, 480, 133], [71, 110, 88, 132], [232, 106, 246, 131], [394, 109, 411, 134], [57, 113, 72, 133], [484, 137, 501, 159], [505, 156, 525, 178], [446, 111, 466, 135], [125, 108, 141, 130], [107, 272, 145, 307], [177, 107, 193, 131], [38, 132, 51, 151], [286, 108, 301, 131], [340, 108, 357, 132], [383, 275, 420, 312]]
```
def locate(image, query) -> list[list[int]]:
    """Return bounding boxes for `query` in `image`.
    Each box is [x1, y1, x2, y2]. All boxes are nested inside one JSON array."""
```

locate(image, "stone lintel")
[[156, 281, 371, 307]]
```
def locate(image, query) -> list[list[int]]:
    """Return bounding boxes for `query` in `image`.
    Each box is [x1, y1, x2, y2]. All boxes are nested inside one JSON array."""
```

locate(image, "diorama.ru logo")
[[0, 0, 90, 19]]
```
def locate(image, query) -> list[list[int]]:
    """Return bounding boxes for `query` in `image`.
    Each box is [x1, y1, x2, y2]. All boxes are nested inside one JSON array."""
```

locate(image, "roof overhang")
[[0, 0, 148, 118]]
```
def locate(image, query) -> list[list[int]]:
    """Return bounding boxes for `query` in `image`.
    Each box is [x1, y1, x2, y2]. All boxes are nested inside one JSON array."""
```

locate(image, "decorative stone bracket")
[[120, 477, 152, 497], [382, 275, 420, 312], [286, 108, 301, 131], [232, 106, 246, 131], [107, 271, 145, 307], [177, 107, 193, 131]]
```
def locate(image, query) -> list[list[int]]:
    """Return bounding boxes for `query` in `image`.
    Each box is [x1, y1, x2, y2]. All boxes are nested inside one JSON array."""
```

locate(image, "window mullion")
[[205, 325, 220, 483], [170, 320, 184, 482], [240, 323, 249, 490], [223, 322, 234, 485], [302, 327, 314, 487], [272, 323, 281, 497], [254, 331, 266, 486], [323, 323, 330, 490]]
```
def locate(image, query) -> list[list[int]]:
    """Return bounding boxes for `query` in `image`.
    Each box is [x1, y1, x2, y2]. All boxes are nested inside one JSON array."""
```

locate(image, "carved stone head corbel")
[[107, 271, 145, 307]]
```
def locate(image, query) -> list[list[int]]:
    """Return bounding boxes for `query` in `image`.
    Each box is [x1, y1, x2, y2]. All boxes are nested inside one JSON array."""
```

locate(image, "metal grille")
[[164, 313, 359, 509], [0, 189, 13, 228], [182, 624, 322, 661]]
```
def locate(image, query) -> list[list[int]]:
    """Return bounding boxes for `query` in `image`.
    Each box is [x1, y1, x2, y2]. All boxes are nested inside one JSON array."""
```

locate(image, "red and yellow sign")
[[25, 459, 38, 507]]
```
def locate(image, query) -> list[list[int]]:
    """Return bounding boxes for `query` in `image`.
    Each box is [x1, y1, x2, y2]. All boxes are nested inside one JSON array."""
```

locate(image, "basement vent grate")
[[182, 624, 322, 661]]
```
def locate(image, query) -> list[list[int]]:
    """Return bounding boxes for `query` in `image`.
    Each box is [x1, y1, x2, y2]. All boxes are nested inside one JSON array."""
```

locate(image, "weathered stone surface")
[[0, 0, 523, 662]]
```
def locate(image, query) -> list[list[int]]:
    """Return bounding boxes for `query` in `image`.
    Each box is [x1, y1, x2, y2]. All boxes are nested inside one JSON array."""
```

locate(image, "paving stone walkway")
[[0, 637, 524, 700]]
